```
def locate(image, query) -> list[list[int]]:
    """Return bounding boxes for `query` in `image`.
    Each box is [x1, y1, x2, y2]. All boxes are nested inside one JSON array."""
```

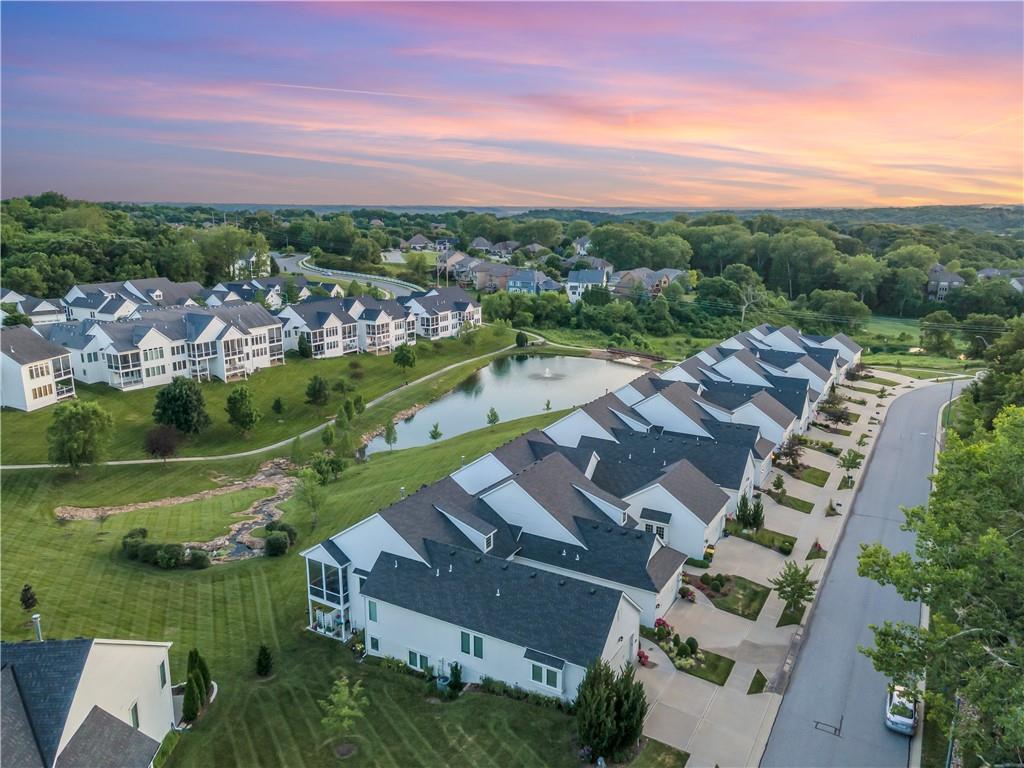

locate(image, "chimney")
[[31, 614, 42, 642]]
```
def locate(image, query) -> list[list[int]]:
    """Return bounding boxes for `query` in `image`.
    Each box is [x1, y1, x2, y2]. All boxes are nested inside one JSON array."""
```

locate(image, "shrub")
[[157, 544, 186, 569], [677, 643, 691, 658], [138, 542, 163, 565], [265, 520, 298, 545], [449, 662, 464, 692], [122, 536, 143, 560], [189, 550, 211, 569], [685, 557, 709, 569], [672, 633, 682, 648], [256, 643, 273, 677], [264, 531, 290, 557], [686, 637, 699, 654], [125, 527, 148, 540], [779, 540, 794, 556], [700, 572, 712, 586]]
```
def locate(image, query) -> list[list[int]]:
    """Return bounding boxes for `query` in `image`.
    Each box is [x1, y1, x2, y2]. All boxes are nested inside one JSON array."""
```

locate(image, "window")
[[159, 660, 167, 688], [408, 651, 429, 670], [173, 360, 188, 372], [644, 524, 654, 534], [483, 533, 493, 552], [369, 636, 379, 652], [307, 559, 324, 599], [324, 564, 341, 604], [531, 664, 560, 690], [460, 631, 483, 658], [31, 384, 54, 400], [656, 526, 666, 540], [28, 363, 50, 380], [129, 702, 139, 729], [368, 600, 378, 622]]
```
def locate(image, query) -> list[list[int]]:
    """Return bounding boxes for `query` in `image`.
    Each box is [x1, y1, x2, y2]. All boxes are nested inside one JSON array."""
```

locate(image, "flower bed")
[[686, 572, 771, 621]]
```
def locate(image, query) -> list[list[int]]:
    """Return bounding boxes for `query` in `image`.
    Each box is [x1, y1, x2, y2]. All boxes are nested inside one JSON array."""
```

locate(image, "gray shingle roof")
[[639, 459, 729, 524], [1, 326, 70, 365], [54, 706, 160, 768], [362, 541, 625, 668], [567, 269, 605, 284], [2, 666, 45, 768], [749, 390, 797, 428], [1, 639, 92, 768], [639, 508, 672, 524], [523, 648, 565, 670]]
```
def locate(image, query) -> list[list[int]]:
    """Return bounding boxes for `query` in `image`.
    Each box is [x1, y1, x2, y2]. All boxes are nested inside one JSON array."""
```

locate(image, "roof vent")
[[496, 588, 501, 597], [558, 579, 566, 586], [448, 563, 453, 573], [561, 549, 566, 557], [574, 553, 580, 561], [530, 572, 537, 578], [589, 588, 597, 595], [394, 559, 398, 568], [475, 556, 482, 564], [449, 549, 456, 556], [435, 568, 440, 577], [501, 563, 509, 570]]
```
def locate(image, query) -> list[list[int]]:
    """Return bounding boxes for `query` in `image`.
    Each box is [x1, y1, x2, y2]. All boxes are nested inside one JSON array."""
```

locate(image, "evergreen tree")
[[321, 424, 335, 448], [750, 496, 765, 531], [272, 397, 284, 415], [191, 669, 208, 706], [428, 422, 442, 441], [196, 652, 212, 698], [182, 676, 200, 722], [486, 407, 500, 426], [297, 333, 312, 358], [735, 494, 751, 528], [576, 660, 617, 759], [19, 584, 37, 612], [256, 644, 274, 677], [225, 384, 261, 435], [305, 375, 329, 412], [612, 665, 648, 756]]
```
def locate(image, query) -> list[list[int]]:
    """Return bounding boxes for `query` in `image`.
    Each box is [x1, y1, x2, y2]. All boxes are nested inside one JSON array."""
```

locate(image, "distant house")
[[471, 263, 516, 292], [0, 325, 76, 411], [1011, 277, 1024, 294], [370, 218, 385, 228], [402, 234, 433, 251], [507, 270, 561, 295], [926, 264, 965, 302], [1, 637, 174, 768], [230, 249, 271, 279], [434, 236, 458, 251], [565, 269, 607, 303], [523, 243, 547, 256], [610, 268, 674, 297], [572, 235, 592, 257], [437, 249, 468, 275], [63, 278, 203, 322], [469, 236, 493, 252], [491, 240, 521, 257], [561, 254, 613, 275]]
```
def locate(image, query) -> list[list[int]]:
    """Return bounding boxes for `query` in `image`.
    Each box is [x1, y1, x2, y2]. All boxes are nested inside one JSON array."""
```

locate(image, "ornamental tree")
[[769, 561, 818, 614], [225, 384, 261, 436], [153, 377, 211, 435], [47, 400, 114, 469]]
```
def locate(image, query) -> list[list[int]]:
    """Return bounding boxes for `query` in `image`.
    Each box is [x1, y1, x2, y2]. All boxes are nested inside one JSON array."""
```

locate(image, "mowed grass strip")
[[781, 464, 830, 487], [0, 328, 512, 464], [769, 492, 815, 514], [1, 412, 576, 768], [633, 739, 690, 767], [725, 520, 796, 554], [682, 649, 734, 686], [708, 575, 772, 621]]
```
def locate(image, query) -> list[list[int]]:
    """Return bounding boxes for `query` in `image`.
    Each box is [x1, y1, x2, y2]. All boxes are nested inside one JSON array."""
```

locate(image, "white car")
[[885, 685, 919, 735]]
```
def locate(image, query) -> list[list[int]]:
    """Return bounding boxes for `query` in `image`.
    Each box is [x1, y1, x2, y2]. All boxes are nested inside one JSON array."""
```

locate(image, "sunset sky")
[[2, 2, 1022, 207]]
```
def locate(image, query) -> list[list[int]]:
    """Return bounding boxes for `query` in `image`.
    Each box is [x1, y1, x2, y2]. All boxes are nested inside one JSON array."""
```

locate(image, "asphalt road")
[[762, 380, 967, 768], [272, 253, 417, 296]]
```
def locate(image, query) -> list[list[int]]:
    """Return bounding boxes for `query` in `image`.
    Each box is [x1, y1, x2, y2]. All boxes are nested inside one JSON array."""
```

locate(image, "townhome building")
[[926, 263, 965, 302], [0, 325, 76, 411], [277, 299, 359, 358], [0, 294, 67, 325], [1, 637, 175, 768], [63, 278, 204, 322], [298, 323, 861, 697], [471, 262, 517, 292], [340, 296, 417, 354], [400, 286, 482, 340], [565, 269, 607, 303], [40, 304, 283, 390]]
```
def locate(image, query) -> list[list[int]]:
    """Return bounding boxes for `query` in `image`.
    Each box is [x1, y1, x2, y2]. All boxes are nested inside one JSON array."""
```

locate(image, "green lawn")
[[769, 491, 815, 514], [746, 670, 768, 695], [529, 327, 719, 360], [0, 328, 513, 464], [782, 464, 830, 487], [777, 604, 807, 627], [806, 543, 828, 561], [707, 575, 772, 621], [68, 486, 276, 544], [862, 375, 899, 387], [1, 410, 576, 768], [838, 476, 855, 490], [682, 649, 734, 686], [860, 315, 921, 343], [725, 520, 796, 554], [633, 739, 689, 768], [862, 352, 983, 371]]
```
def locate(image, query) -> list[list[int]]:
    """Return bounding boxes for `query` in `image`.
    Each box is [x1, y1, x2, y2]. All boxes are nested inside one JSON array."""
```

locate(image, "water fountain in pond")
[[529, 365, 566, 381]]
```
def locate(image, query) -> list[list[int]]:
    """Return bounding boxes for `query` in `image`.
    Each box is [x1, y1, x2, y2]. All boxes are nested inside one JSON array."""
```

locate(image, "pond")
[[363, 354, 641, 455]]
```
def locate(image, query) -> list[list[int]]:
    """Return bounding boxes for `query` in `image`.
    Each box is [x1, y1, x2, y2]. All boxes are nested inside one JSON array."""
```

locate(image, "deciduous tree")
[[225, 384, 261, 436], [47, 400, 114, 469], [153, 377, 211, 434]]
